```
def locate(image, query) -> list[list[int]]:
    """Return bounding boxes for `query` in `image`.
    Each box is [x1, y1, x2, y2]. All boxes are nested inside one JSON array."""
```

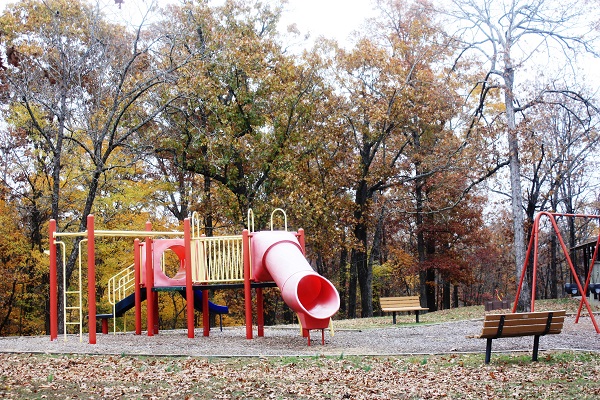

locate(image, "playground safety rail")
[[107, 263, 136, 334], [190, 235, 245, 283]]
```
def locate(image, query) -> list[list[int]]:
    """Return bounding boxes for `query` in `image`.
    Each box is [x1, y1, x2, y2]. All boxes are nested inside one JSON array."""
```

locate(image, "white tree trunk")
[[504, 67, 530, 310]]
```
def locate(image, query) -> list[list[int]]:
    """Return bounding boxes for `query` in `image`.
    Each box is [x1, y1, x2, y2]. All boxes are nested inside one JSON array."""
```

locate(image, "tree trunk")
[[416, 179, 428, 308], [357, 248, 373, 318], [443, 280, 451, 310], [453, 284, 459, 308], [352, 179, 373, 318], [348, 249, 358, 318], [504, 65, 530, 311], [338, 247, 348, 316]]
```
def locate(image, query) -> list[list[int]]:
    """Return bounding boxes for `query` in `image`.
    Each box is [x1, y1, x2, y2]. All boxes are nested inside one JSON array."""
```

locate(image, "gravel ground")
[[0, 315, 598, 358]]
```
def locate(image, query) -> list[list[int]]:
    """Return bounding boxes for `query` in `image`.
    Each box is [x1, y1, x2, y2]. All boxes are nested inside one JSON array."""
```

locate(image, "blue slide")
[[111, 288, 228, 317], [113, 290, 146, 318], [178, 289, 229, 314]]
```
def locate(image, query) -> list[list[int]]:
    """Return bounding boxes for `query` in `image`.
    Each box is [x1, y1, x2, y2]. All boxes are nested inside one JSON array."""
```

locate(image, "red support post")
[[257, 287, 264, 337], [87, 215, 96, 345], [134, 239, 142, 335], [512, 221, 537, 313], [243, 229, 253, 339], [145, 222, 154, 336], [202, 289, 210, 337], [297, 228, 305, 254], [531, 218, 541, 312], [101, 319, 109, 334], [184, 218, 195, 338], [153, 294, 159, 334], [49, 219, 58, 341]]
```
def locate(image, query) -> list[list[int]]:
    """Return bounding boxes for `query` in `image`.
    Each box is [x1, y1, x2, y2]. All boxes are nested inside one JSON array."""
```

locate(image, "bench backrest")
[[380, 296, 422, 309], [479, 310, 566, 338]]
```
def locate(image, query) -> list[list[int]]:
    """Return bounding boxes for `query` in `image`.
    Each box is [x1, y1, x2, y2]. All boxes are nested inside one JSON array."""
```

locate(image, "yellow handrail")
[[55, 230, 183, 238], [247, 209, 255, 232], [107, 263, 136, 334], [270, 208, 287, 231]]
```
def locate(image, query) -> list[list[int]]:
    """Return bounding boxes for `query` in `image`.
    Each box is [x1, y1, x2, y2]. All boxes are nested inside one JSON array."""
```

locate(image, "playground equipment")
[[49, 209, 340, 345], [564, 238, 600, 298], [251, 230, 340, 342], [514, 211, 600, 333], [100, 242, 228, 336]]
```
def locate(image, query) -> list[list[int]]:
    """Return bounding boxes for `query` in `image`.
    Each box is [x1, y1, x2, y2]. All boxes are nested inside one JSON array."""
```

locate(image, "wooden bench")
[[380, 296, 428, 324], [474, 310, 566, 364]]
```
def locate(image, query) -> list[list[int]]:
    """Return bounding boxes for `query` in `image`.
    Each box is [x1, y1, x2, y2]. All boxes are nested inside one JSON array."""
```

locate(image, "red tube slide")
[[251, 231, 340, 330]]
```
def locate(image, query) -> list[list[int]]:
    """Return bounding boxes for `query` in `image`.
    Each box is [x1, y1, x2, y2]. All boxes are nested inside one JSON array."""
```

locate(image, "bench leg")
[[415, 311, 420, 323], [532, 335, 540, 361], [392, 311, 397, 324], [485, 338, 493, 364]]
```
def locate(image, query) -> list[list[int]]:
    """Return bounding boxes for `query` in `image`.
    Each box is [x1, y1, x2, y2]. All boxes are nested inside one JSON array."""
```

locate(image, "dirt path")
[[1, 316, 598, 357]]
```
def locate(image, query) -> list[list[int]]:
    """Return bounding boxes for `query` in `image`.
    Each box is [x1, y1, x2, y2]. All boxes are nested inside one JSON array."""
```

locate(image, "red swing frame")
[[513, 211, 599, 333]]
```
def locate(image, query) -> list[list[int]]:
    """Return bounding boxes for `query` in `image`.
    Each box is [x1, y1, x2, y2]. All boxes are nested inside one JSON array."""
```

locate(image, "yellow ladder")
[[58, 239, 84, 341]]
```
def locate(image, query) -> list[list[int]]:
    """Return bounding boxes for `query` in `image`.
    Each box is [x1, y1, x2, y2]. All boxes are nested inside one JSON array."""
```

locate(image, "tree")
[[518, 91, 600, 296], [0, 0, 194, 331], [443, 0, 600, 309], [329, 0, 503, 316], [153, 0, 329, 229]]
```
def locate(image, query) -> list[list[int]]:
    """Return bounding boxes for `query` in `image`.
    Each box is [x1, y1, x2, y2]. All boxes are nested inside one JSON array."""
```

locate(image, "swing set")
[[514, 211, 600, 333]]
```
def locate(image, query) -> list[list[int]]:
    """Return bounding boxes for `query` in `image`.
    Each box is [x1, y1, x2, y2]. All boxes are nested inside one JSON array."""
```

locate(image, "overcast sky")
[[272, 0, 377, 43], [0, 0, 377, 45]]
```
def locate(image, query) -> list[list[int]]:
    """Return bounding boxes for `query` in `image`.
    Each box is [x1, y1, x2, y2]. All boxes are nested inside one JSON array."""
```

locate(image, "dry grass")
[[1, 350, 599, 399], [1, 298, 599, 399]]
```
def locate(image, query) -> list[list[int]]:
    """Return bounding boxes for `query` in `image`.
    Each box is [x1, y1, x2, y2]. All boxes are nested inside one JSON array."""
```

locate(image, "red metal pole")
[[134, 239, 142, 335], [531, 217, 541, 312], [512, 219, 537, 313], [576, 233, 600, 322], [257, 287, 264, 337], [49, 219, 58, 341], [545, 212, 599, 333], [202, 289, 210, 337], [297, 228, 305, 254], [153, 294, 159, 334], [87, 215, 96, 345], [184, 218, 195, 338], [145, 222, 154, 336], [243, 229, 253, 339]]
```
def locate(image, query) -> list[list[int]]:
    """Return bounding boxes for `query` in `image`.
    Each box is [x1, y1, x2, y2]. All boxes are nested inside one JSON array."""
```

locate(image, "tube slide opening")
[[296, 274, 340, 319]]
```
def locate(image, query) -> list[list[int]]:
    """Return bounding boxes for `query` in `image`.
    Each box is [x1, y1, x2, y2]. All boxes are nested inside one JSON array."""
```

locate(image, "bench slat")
[[483, 315, 565, 326], [381, 307, 429, 312], [482, 316, 565, 329], [479, 322, 564, 338], [380, 296, 424, 310], [483, 310, 566, 321], [380, 296, 427, 323]]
